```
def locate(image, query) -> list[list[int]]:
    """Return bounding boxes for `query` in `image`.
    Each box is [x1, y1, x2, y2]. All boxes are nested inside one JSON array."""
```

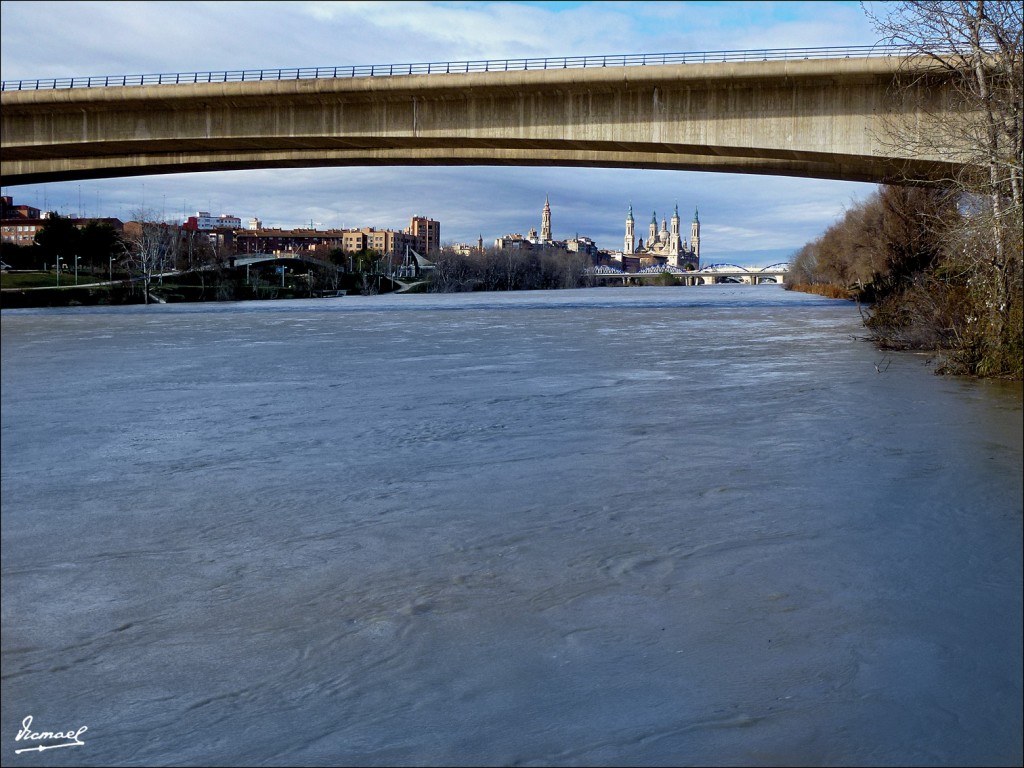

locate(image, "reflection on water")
[[2, 286, 1021, 766]]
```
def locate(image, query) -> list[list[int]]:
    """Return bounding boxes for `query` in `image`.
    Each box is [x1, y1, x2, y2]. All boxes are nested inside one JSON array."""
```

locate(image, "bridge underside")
[[1, 144, 959, 186], [1, 57, 970, 186]]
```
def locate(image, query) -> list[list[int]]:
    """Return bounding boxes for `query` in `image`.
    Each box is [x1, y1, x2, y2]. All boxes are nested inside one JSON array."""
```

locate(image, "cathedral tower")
[[671, 204, 681, 252], [624, 203, 635, 254], [691, 208, 701, 264], [541, 195, 552, 243], [649, 211, 658, 245]]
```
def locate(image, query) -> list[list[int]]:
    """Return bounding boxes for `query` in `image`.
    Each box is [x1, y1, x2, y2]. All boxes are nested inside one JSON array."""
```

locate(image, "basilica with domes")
[[494, 197, 702, 273], [624, 203, 701, 270]]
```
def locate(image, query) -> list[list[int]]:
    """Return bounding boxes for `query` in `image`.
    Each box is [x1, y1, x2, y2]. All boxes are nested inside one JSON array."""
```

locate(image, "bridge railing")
[[1, 45, 921, 92]]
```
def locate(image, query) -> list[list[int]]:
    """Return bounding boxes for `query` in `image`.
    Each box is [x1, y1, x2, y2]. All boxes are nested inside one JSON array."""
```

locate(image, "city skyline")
[[1, 0, 889, 265]]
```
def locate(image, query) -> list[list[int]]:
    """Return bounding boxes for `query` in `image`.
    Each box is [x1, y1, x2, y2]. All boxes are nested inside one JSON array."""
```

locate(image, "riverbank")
[[784, 279, 1023, 380], [0, 270, 401, 308]]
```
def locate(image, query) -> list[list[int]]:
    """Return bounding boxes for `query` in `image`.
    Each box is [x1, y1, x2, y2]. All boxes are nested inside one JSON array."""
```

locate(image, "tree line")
[[1, 214, 122, 273], [427, 246, 593, 292], [787, 0, 1022, 379]]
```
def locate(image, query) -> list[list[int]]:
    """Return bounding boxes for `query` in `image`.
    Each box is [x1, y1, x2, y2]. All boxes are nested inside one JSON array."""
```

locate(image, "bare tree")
[[866, 1, 1021, 199], [123, 209, 183, 304], [860, 1, 1022, 375]]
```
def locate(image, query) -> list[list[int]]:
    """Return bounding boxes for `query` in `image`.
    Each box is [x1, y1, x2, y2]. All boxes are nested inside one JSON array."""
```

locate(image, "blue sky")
[[1, 0, 888, 265]]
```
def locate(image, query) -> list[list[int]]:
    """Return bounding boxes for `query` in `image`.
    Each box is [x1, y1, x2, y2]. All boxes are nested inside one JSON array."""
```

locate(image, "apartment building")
[[234, 225, 423, 258], [405, 216, 440, 256], [1, 196, 124, 246], [183, 211, 243, 231]]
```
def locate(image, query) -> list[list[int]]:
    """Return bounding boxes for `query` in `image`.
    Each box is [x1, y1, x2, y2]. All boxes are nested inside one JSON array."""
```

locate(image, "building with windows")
[[234, 228, 346, 256], [494, 233, 534, 251], [0, 218, 44, 246], [451, 236, 485, 257], [1, 195, 40, 221], [1, 195, 123, 246], [183, 211, 243, 231], [233, 225, 423, 259], [405, 216, 440, 256], [1, 195, 43, 245]]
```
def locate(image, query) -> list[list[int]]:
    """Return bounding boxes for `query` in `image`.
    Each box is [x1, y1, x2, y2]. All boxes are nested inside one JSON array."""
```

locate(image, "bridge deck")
[[1, 48, 975, 186]]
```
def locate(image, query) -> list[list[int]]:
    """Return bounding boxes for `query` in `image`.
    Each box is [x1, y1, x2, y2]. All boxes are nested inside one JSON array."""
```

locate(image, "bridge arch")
[[701, 264, 751, 272]]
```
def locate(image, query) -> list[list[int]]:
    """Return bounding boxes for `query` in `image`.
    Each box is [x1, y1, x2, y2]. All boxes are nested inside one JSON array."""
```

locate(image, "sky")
[[0, 0, 891, 266]]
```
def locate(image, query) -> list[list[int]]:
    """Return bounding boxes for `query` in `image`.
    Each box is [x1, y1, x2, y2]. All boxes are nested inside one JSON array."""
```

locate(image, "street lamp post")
[[56, 255, 62, 287], [109, 256, 114, 284], [75, 255, 81, 286]]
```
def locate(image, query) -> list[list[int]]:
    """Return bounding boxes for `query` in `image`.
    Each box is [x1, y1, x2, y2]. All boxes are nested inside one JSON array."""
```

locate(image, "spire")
[[627, 203, 634, 222], [673, 202, 679, 218], [651, 211, 657, 224], [693, 207, 699, 223]]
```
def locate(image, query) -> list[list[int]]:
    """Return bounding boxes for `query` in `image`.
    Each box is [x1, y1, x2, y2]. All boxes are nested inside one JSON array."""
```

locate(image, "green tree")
[[78, 221, 123, 273], [33, 214, 81, 270]]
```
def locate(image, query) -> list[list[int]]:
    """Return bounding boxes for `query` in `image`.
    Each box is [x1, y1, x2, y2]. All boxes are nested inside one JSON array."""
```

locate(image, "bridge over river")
[[0, 45, 980, 185], [588, 263, 789, 285]]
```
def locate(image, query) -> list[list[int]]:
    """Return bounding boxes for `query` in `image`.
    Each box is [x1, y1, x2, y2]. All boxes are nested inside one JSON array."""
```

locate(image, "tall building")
[[690, 208, 701, 262], [624, 203, 635, 254], [406, 216, 440, 256], [540, 195, 552, 243]]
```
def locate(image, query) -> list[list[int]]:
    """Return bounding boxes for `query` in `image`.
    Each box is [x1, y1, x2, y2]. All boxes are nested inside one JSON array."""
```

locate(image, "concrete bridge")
[[0, 46, 975, 186]]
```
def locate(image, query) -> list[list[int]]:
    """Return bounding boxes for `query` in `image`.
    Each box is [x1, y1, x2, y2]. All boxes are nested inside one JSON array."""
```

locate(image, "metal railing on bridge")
[[1, 45, 922, 92]]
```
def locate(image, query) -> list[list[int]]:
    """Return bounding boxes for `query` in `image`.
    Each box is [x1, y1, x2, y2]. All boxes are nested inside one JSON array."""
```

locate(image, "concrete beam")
[[1, 56, 975, 186]]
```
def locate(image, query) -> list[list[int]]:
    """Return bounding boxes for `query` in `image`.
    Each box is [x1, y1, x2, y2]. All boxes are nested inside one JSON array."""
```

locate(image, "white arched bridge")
[[587, 262, 789, 285]]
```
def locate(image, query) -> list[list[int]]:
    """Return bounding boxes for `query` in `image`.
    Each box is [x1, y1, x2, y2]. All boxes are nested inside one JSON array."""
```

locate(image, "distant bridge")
[[231, 253, 336, 270], [0, 45, 980, 185], [588, 262, 788, 285]]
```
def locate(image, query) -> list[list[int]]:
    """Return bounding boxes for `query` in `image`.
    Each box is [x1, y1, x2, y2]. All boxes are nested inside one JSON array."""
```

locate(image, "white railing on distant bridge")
[[637, 264, 688, 274], [1, 45, 924, 92], [701, 263, 791, 273], [587, 263, 788, 277]]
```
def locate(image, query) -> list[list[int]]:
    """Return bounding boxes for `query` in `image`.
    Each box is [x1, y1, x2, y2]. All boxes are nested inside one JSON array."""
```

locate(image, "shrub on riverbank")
[[785, 186, 1023, 380], [785, 283, 854, 300]]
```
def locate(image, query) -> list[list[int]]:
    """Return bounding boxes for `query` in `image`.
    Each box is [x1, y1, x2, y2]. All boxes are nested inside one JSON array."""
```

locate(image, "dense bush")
[[786, 185, 1023, 379]]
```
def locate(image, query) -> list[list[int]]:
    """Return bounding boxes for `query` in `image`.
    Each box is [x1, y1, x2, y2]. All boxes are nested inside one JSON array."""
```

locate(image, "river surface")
[[2, 286, 1021, 767]]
